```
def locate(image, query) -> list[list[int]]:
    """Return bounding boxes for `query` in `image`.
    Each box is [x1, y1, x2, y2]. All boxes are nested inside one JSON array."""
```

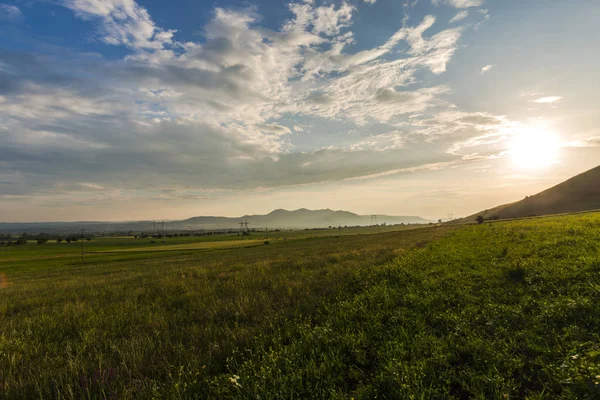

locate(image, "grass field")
[[0, 214, 599, 398]]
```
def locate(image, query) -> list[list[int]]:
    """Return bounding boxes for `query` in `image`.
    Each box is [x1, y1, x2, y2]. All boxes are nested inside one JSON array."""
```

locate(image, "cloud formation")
[[449, 11, 468, 23], [433, 0, 484, 9], [534, 96, 562, 103], [62, 0, 175, 49], [480, 64, 494, 74], [0, 4, 21, 19], [0, 0, 502, 210]]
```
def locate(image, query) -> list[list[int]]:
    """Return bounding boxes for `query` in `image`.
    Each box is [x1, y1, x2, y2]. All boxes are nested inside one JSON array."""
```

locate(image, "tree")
[[476, 215, 485, 224], [37, 238, 48, 244]]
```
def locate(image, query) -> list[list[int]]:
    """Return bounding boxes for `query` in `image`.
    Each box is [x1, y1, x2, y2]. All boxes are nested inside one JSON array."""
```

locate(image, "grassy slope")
[[456, 165, 600, 223], [1, 214, 600, 398]]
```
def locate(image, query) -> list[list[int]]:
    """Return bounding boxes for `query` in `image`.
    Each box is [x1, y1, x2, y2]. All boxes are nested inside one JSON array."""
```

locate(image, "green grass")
[[1, 214, 600, 398]]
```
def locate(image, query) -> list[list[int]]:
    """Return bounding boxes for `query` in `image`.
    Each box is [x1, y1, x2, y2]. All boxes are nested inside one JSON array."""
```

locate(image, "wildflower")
[[229, 375, 242, 388], [571, 354, 579, 360]]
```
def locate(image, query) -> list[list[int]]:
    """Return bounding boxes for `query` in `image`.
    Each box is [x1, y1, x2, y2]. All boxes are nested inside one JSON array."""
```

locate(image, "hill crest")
[[457, 165, 600, 223]]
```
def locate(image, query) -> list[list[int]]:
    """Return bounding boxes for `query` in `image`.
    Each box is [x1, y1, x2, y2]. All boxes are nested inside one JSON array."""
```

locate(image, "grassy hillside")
[[1, 214, 600, 398], [457, 165, 600, 223]]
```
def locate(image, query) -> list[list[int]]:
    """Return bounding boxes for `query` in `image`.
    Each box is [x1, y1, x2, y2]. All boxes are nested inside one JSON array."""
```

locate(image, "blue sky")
[[1, 0, 599, 221]]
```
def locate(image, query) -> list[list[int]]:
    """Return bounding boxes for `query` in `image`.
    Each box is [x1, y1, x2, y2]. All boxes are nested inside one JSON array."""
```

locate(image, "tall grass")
[[1, 213, 600, 398], [0, 227, 447, 398]]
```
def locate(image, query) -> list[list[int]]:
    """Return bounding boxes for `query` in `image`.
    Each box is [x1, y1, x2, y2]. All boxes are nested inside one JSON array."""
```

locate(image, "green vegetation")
[[1, 214, 600, 398]]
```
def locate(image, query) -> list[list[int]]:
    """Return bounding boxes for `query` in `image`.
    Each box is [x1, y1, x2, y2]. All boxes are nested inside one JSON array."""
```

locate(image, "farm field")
[[0, 223, 423, 264], [1, 214, 600, 398]]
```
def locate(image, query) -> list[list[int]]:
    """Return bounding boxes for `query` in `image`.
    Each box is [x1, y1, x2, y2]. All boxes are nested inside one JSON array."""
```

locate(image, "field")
[[1, 215, 599, 399]]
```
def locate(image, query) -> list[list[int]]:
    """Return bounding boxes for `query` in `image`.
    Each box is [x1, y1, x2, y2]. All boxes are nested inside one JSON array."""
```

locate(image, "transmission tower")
[[371, 215, 378, 226]]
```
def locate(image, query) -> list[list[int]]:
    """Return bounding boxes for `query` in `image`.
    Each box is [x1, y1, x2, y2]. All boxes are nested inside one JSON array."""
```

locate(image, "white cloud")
[[410, 110, 510, 144], [533, 96, 562, 103], [480, 64, 494, 74], [364, 0, 377, 3], [449, 11, 468, 23], [256, 124, 292, 136], [0, 0, 478, 201], [349, 132, 405, 152], [432, 0, 483, 8], [0, 4, 21, 19], [79, 182, 105, 190], [62, 0, 175, 49]]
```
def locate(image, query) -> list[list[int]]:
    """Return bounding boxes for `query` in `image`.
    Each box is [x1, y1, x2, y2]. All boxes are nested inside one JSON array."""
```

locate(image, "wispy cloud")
[[433, 0, 484, 8], [0, 4, 22, 19], [78, 182, 105, 190], [533, 96, 562, 103], [449, 11, 468, 23], [480, 64, 494, 74], [61, 0, 175, 49]]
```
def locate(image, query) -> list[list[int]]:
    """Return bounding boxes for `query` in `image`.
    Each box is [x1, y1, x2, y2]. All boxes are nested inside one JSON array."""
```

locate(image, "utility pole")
[[338, 225, 341, 237], [80, 229, 84, 265]]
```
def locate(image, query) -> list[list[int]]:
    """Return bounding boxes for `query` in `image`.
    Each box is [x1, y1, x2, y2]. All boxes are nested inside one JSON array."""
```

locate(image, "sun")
[[509, 124, 561, 169]]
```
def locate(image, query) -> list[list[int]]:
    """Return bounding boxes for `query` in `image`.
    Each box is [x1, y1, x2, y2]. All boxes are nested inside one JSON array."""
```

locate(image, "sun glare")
[[509, 124, 561, 170]]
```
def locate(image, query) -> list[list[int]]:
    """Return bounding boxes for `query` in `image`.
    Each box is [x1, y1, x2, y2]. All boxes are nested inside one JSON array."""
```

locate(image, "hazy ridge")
[[0, 208, 430, 234]]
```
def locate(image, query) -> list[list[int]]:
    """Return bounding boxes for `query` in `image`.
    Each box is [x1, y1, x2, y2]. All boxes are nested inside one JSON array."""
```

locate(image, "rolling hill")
[[172, 208, 429, 230], [457, 165, 600, 223]]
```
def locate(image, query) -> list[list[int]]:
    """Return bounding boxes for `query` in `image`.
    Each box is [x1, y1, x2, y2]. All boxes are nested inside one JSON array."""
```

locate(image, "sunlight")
[[509, 123, 561, 169]]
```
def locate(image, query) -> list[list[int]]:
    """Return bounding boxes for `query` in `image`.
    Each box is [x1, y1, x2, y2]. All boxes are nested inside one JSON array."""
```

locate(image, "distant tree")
[[438, 219, 442, 224], [476, 215, 485, 224], [37, 238, 48, 244], [16, 238, 27, 245], [86, 237, 92, 241], [56, 237, 64, 243]]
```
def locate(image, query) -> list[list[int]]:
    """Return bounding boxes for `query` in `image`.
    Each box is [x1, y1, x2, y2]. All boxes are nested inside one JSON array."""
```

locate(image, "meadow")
[[0, 214, 599, 399]]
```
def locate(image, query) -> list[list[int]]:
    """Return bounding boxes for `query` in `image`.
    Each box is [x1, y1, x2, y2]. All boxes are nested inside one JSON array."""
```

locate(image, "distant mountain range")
[[0, 209, 430, 234], [456, 165, 600, 223]]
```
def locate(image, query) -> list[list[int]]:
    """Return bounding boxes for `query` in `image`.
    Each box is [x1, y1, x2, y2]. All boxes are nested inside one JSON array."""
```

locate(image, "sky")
[[1, 0, 599, 222]]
